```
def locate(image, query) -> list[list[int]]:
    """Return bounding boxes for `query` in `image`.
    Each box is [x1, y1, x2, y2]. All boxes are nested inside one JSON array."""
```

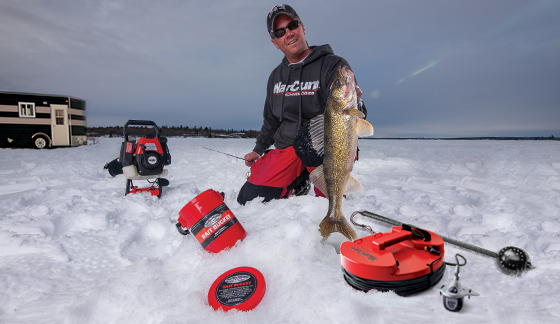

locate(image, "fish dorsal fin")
[[309, 114, 325, 157], [356, 118, 374, 137], [309, 165, 328, 196], [345, 175, 364, 194], [345, 107, 365, 118]]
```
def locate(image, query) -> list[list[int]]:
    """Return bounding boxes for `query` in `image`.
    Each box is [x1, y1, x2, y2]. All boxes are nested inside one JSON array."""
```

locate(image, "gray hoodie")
[[253, 44, 355, 155]]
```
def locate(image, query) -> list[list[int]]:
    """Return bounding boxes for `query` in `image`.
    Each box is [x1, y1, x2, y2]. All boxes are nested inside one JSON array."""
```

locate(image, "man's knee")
[[237, 181, 284, 205]]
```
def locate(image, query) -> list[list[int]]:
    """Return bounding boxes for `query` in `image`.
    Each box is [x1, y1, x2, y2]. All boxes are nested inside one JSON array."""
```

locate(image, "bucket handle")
[[175, 222, 190, 236]]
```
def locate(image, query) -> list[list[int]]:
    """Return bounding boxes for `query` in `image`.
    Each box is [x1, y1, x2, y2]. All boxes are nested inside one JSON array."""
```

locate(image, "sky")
[[1, 0, 559, 138]]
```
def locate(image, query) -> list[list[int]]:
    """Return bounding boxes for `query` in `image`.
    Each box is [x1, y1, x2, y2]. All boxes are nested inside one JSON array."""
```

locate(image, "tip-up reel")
[[435, 254, 479, 312], [340, 224, 446, 296], [352, 210, 533, 276]]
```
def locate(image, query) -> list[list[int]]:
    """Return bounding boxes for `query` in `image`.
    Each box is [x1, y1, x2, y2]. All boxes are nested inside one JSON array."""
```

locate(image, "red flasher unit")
[[341, 225, 446, 296]]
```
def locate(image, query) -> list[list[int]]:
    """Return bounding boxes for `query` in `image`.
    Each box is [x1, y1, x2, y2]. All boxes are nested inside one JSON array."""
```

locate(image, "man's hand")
[[244, 151, 261, 167]]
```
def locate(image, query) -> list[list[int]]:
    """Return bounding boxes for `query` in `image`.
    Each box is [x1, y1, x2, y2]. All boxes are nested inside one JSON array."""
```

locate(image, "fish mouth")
[[338, 67, 355, 96], [332, 66, 357, 113], [341, 83, 356, 111], [341, 87, 357, 112]]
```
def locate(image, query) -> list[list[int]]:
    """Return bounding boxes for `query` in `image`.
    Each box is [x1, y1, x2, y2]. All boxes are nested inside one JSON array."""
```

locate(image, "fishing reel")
[[435, 254, 479, 312]]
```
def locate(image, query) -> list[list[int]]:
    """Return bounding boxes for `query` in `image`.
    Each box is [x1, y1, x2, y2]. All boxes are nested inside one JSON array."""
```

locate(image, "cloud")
[[1, 0, 559, 137]]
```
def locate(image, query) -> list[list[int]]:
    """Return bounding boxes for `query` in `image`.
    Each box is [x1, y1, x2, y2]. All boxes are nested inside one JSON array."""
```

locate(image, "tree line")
[[87, 125, 260, 138]]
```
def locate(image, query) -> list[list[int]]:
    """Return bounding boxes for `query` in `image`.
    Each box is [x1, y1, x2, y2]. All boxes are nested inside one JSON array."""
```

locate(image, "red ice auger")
[[119, 120, 171, 198]]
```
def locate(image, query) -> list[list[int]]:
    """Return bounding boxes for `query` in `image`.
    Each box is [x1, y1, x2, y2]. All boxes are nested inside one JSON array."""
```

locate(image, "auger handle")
[[123, 120, 160, 141]]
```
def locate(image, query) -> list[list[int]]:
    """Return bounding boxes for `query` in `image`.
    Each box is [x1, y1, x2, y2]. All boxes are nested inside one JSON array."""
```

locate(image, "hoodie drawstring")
[[298, 66, 303, 128], [280, 63, 305, 127], [279, 68, 291, 123]]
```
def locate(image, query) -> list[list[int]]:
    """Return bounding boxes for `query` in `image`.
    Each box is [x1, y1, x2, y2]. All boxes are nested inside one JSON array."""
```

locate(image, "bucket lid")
[[208, 266, 266, 312]]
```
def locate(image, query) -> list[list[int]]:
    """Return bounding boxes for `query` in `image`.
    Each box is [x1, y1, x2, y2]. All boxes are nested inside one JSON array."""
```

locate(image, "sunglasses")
[[273, 20, 301, 38]]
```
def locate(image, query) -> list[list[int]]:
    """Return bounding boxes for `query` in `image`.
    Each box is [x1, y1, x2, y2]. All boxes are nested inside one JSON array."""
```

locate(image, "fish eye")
[[334, 80, 340, 88]]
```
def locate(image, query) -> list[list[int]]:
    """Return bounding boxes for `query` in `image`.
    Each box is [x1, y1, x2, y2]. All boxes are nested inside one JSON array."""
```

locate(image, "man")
[[237, 4, 366, 205]]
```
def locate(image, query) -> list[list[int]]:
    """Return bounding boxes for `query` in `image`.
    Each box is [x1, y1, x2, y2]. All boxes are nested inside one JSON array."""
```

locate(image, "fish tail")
[[319, 211, 358, 241]]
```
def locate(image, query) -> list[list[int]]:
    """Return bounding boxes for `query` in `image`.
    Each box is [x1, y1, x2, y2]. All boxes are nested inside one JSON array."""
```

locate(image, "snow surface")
[[1, 137, 559, 324]]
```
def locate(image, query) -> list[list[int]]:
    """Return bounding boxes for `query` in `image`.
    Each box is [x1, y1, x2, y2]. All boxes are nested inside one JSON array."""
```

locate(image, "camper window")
[[55, 109, 64, 125], [18, 102, 36, 118]]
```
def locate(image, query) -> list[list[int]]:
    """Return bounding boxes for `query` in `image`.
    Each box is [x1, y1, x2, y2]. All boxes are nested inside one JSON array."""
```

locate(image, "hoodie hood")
[[276, 45, 335, 124], [282, 44, 335, 68], [254, 44, 352, 155]]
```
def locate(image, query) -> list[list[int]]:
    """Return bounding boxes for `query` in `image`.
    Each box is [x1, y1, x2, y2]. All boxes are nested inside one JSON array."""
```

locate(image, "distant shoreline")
[[87, 127, 557, 141]]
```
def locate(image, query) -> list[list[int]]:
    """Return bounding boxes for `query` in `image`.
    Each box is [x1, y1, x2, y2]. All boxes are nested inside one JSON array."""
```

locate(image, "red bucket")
[[176, 189, 246, 253]]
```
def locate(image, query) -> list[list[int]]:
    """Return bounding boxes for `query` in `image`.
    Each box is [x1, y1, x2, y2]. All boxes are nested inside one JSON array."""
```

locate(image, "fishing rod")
[[203, 147, 254, 179], [203, 147, 249, 162], [351, 210, 533, 275]]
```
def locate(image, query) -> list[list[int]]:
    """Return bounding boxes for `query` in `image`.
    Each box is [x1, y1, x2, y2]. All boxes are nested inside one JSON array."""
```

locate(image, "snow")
[[1, 137, 559, 323]]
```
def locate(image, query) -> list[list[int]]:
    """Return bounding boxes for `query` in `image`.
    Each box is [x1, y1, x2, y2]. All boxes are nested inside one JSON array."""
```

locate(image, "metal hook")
[[350, 211, 375, 234]]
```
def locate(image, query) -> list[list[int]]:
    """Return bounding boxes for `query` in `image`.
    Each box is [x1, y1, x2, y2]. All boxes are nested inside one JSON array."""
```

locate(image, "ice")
[[1, 137, 559, 323]]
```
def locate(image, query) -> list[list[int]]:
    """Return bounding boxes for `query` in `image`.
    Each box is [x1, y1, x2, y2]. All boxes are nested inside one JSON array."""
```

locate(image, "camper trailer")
[[0, 91, 87, 149]]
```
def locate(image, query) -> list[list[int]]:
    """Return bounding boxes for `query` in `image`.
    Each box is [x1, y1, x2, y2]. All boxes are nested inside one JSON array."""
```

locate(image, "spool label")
[[189, 204, 239, 248], [215, 271, 257, 306]]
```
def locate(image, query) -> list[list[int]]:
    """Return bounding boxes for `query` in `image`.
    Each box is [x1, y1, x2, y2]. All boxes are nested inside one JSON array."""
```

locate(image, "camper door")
[[51, 104, 70, 146]]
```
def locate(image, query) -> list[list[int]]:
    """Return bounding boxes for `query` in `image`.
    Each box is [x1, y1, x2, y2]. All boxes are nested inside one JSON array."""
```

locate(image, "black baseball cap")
[[267, 4, 300, 38]]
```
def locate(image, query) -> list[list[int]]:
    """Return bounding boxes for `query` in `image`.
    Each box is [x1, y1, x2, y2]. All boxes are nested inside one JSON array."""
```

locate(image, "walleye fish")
[[309, 66, 373, 241]]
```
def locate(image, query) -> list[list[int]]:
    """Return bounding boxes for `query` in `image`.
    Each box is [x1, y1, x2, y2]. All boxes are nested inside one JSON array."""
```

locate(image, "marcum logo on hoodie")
[[274, 80, 320, 96]]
